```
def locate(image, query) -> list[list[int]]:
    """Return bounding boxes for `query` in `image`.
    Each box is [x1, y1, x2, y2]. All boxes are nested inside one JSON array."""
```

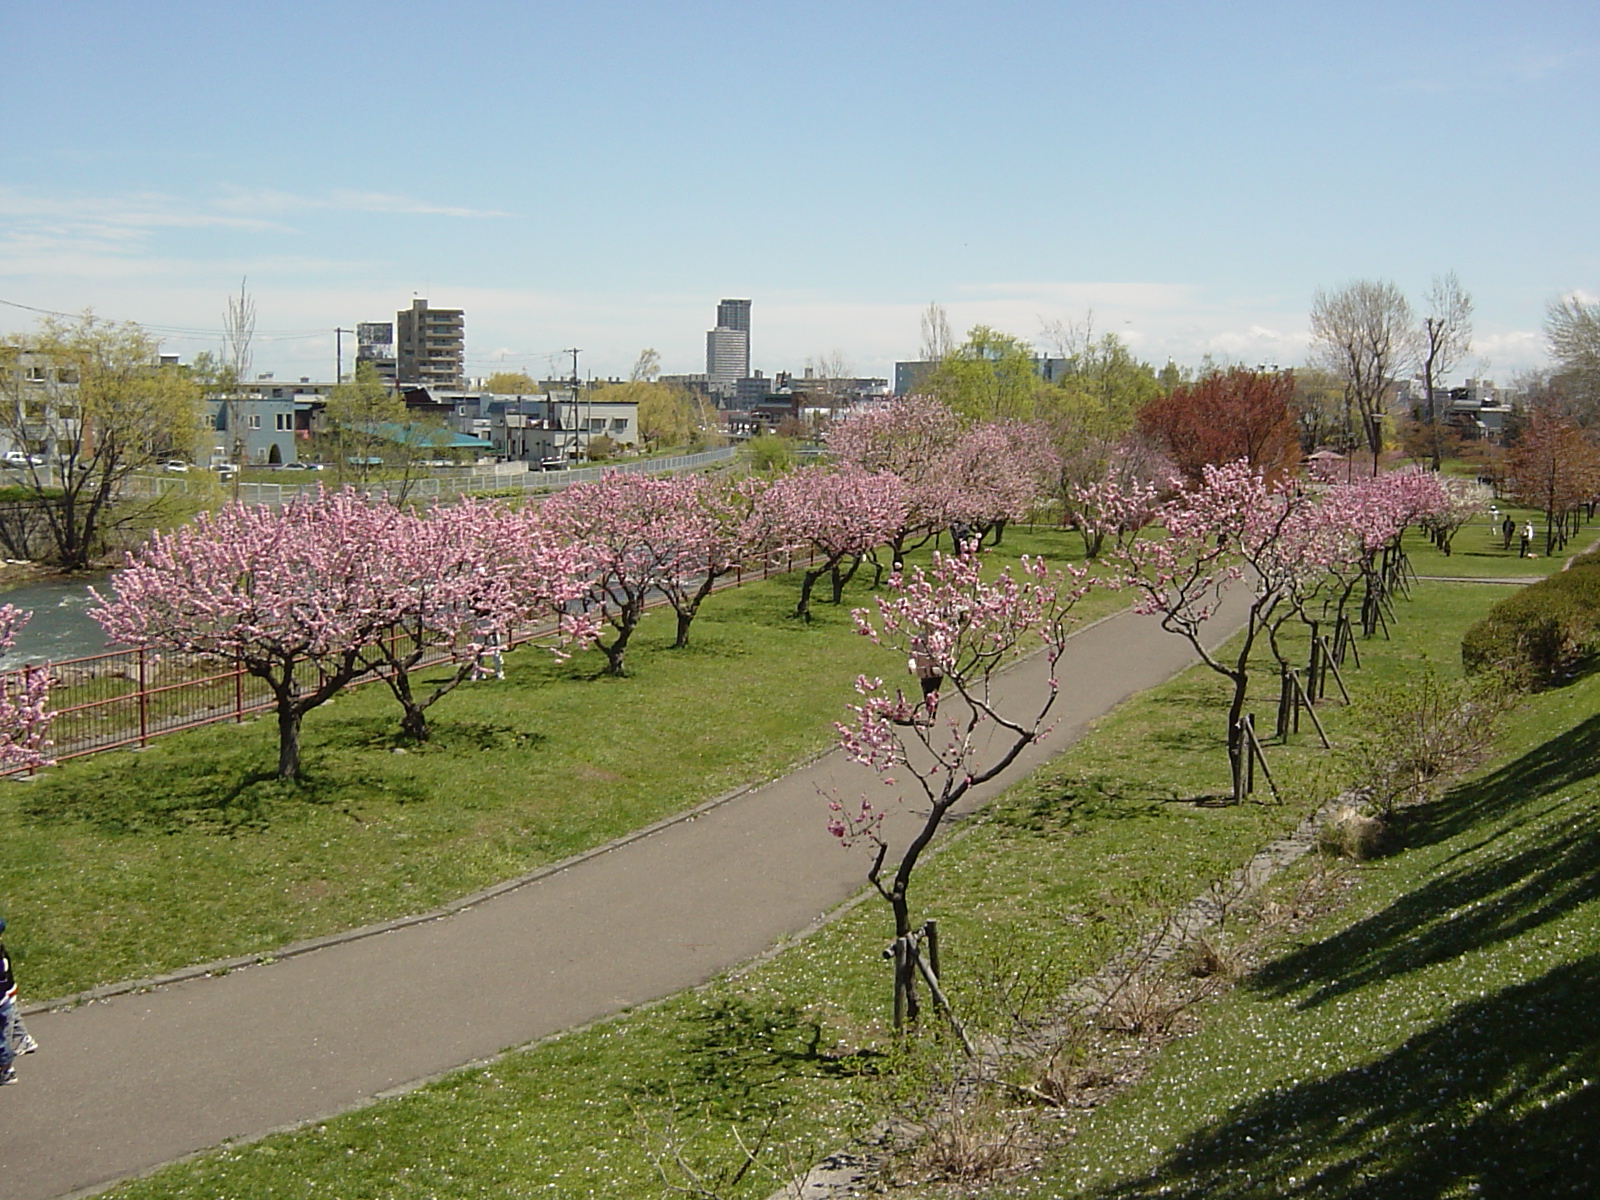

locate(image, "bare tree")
[[221, 279, 255, 477], [1546, 294, 1600, 422], [1039, 308, 1096, 363], [630, 347, 661, 383], [918, 302, 954, 363], [1420, 273, 1474, 470], [1309, 280, 1415, 476]]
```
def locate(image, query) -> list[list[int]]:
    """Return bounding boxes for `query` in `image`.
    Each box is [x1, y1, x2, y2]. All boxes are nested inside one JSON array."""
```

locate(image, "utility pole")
[[335, 328, 354, 384], [565, 347, 581, 462]]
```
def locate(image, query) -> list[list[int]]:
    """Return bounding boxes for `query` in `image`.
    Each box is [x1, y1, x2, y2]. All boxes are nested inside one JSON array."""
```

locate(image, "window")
[[610, 418, 628, 432], [275, 413, 293, 431], [248, 414, 262, 429], [587, 418, 605, 432]]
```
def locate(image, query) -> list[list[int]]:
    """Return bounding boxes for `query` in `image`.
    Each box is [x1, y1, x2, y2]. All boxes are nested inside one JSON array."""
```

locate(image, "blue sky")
[[2, 1, 1595, 385]]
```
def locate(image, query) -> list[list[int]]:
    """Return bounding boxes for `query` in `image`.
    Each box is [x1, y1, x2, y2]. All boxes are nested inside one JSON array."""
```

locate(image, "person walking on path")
[[1, 917, 28, 1085], [908, 635, 944, 717], [1520, 521, 1535, 558], [1502, 516, 1515, 551]]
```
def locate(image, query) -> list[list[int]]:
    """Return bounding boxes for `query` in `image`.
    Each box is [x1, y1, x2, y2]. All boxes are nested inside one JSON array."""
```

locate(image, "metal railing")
[[4, 539, 820, 771]]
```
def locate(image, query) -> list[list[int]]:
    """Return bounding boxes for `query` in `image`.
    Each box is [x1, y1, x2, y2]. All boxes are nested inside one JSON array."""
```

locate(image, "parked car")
[[160, 459, 190, 473], [211, 462, 239, 479], [4, 450, 46, 467]]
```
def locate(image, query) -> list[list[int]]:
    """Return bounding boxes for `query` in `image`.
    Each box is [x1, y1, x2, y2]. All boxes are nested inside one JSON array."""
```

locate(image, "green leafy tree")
[[0, 314, 205, 570], [319, 361, 449, 496], [743, 433, 795, 473], [1036, 331, 1161, 519], [1292, 366, 1347, 455], [483, 370, 538, 394], [618, 380, 692, 449], [923, 325, 1045, 422]]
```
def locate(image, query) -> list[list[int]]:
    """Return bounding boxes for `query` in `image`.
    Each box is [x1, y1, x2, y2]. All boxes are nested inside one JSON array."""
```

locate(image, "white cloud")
[[214, 186, 513, 219]]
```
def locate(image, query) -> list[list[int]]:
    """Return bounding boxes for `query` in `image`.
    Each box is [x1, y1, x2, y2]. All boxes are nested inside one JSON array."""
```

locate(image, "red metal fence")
[[2, 547, 819, 772]]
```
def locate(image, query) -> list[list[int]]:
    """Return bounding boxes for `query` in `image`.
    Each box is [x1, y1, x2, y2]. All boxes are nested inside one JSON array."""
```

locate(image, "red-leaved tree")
[[1138, 367, 1301, 484]]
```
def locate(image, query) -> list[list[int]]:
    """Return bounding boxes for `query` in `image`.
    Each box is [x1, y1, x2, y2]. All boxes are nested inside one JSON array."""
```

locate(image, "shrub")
[[1462, 570, 1600, 686], [1340, 667, 1513, 817], [1316, 804, 1389, 861]]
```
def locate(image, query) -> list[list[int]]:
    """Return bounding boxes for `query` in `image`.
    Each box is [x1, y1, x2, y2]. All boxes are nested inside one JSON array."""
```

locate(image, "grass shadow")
[[314, 714, 547, 755], [1401, 711, 1600, 851], [19, 761, 401, 835], [1250, 786, 1600, 1007], [1078, 956, 1600, 1199], [633, 989, 884, 1117]]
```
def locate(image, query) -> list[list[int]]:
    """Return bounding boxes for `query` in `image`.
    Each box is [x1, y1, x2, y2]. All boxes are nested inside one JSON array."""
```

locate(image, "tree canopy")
[[483, 370, 538, 395], [0, 314, 206, 570]]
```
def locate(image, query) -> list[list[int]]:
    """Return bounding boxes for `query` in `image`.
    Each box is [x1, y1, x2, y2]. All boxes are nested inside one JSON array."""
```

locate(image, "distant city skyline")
[[3, 2, 1595, 386]]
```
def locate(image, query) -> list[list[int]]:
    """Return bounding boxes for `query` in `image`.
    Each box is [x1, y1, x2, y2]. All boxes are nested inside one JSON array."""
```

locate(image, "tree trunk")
[[795, 565, 827, 620], [399, 707, 431, 742], [276, 704, 303, 779], [601, 612, 636, 675]]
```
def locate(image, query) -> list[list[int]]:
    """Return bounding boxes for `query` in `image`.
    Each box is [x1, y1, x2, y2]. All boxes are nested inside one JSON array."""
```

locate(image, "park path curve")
[[0, 594, 1251, 1200]]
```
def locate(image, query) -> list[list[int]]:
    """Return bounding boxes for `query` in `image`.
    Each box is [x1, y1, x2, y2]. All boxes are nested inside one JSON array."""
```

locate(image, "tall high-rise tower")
[[706, 298, 751, 393], [716, 298, 751, 333]]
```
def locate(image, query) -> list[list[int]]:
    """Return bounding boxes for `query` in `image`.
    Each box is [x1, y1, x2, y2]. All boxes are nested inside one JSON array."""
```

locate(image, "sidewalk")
[[0, 595, 1251, 1200]]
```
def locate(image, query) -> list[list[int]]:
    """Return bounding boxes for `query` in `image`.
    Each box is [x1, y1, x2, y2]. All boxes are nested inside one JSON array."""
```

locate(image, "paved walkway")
[[0, 595, 1253, 1200]]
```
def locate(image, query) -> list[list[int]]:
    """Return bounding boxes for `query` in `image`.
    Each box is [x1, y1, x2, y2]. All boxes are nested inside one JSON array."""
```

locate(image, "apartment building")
[[396, 298, 465, 388]]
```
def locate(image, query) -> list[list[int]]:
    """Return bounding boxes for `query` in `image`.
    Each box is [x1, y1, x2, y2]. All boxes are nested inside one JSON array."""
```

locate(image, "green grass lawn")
[[1011, 662, 1600, 1199], [1402, 501, 1586, 579], [85, 554, 1531, 1199], [4, 527, 1121, 1000]]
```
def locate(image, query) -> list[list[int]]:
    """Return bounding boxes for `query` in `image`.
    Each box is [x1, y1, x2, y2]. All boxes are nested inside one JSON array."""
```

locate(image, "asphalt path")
[[0, 591, 1251, 1200]]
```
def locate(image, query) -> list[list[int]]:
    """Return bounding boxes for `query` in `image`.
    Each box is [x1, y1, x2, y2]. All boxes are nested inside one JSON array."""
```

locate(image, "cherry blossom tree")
[[652, 474, 769, 649], [538, 472, 712, 675], [832, 549, 1092, 1029], [828, 394, 962, 564], [0, 606, 52, 773], [356, 498, 596, 741], [827, 393, 961, 481], [1316, 467, 1452, 634], [1420, 477, 1490, 557], [754, 465, 908, 620], [1064, 439, 1178, 559], [936, 421, 1058, 547], [1109, 461, 1334, 788], [91, 489, 405, 779]]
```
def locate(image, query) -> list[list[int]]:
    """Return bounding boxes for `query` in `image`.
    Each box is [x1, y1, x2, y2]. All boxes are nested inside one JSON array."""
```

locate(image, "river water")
[[0, 576, 117, 669]]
